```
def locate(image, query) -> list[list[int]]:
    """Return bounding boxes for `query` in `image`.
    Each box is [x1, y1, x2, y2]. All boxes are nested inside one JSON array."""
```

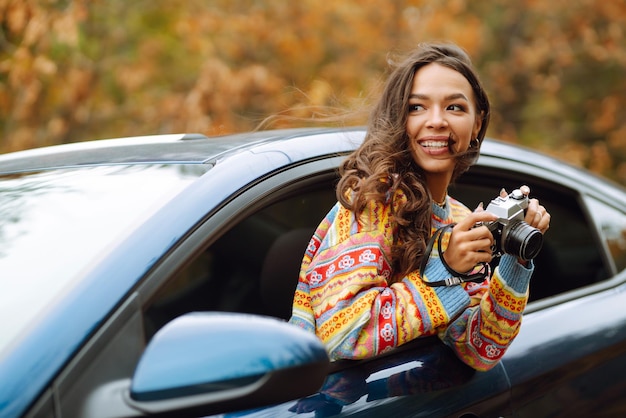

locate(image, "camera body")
[[483, 188, 543, 260]]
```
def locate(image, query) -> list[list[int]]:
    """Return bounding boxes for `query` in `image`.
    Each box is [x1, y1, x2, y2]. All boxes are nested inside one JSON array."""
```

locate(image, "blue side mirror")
[[126, 312, 329, 416]]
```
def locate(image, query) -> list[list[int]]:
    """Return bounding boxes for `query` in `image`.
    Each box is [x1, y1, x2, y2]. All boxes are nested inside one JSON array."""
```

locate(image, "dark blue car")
[[1, 128, 625, 417]]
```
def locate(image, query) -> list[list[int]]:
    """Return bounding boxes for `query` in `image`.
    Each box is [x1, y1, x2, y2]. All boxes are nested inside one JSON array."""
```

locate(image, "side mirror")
[[125, 312, 329, 417]]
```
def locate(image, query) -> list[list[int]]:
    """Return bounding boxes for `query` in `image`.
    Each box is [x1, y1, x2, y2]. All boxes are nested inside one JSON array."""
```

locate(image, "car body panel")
[[218, 340, 512, 418], [502, 272, 626, 416], [0, 129, 331, 174]]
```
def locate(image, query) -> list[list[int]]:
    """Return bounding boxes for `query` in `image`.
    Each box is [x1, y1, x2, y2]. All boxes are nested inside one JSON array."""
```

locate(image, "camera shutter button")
[[511, 189, 524, 200]]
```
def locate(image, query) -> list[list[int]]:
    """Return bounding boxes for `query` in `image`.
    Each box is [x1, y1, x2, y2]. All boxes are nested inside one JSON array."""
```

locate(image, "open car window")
[[450, 168, 609, 302], [143, 178, 337, 339], [144, 165, 612, 341]]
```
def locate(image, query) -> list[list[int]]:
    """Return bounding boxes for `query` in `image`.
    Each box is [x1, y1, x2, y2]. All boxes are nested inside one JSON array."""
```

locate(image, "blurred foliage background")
[[1, 0, 625, 182]]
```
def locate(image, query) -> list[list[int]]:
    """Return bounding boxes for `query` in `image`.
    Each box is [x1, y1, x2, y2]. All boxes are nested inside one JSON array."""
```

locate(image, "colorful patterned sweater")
[[289, 192, 533, 371]]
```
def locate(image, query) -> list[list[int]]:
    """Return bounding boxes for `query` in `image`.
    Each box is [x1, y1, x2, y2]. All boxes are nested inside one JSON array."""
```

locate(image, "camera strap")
[[419, 223, 491, 287]]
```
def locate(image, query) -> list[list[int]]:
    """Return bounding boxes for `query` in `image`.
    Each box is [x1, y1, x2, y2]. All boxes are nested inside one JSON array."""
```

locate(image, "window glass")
[[0, 164, 205, 356], [584, 196, 626, 273]]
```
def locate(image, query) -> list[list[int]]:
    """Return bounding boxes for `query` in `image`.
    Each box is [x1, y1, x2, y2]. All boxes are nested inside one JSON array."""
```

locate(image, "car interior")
[[143, 166, 609, 341]]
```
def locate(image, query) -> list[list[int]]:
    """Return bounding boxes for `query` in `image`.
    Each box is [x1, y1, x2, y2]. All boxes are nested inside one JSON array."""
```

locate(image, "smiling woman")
[[288, 42, 551, 371]]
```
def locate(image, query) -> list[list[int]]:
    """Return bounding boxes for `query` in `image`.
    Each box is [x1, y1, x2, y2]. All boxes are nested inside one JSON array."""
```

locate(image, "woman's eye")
[[408, 104, 424, 112], [448, 104, 465, 112]]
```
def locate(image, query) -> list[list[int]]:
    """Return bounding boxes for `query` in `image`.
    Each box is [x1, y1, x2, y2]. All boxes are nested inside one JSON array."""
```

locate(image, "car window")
[[584, 196, 626, 273], [450, 169, 609, 302], [145, 165, 613, 341], [0, 164, 205, 356], [144, 180, 338, 339]]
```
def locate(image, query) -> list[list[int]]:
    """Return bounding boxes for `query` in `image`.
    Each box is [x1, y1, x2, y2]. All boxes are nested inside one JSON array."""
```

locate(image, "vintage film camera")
[[483, 188, 543, 260]]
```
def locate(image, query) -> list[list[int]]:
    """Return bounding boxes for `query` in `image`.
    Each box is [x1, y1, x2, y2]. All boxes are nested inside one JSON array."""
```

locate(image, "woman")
[[289, 42, 550, 371]]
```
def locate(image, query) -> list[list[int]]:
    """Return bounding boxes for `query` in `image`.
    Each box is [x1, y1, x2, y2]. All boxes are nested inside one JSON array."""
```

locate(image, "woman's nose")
[[427, 108, 448, 129]]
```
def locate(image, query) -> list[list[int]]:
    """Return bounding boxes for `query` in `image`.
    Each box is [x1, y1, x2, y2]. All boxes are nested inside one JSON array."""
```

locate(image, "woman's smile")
[[418, 135, 454, 155]]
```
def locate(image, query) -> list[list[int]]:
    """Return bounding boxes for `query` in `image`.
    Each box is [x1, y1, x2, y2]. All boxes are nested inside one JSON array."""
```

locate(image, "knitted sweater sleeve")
[[289, 198, 533, 370]]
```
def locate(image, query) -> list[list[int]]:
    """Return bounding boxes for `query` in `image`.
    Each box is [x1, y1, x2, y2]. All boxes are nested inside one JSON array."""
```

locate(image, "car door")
[[502, 280, 626, 417]]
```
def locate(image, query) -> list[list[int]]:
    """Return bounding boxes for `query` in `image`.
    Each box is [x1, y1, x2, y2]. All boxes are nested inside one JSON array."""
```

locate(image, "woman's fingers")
[[525, 198, 551, 234], [445, 213, 496, 272]]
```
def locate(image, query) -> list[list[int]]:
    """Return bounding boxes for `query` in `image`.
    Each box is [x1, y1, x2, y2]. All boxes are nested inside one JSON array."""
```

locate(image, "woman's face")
[[406, 63, 482, 179]]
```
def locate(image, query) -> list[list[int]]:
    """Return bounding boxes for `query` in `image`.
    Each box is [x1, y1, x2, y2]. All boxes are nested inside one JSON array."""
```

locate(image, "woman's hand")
[[443, 186, 551, 273], [519, 185, 551, 234], [443, 204, 498, 274]]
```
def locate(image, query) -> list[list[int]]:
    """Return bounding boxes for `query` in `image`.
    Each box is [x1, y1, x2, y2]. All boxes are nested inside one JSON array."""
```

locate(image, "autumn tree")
[[1, 0, 624, 182]]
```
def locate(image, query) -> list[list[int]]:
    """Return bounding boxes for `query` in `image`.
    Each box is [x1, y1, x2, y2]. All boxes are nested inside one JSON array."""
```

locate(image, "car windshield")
[[0, 164, 206, 355]]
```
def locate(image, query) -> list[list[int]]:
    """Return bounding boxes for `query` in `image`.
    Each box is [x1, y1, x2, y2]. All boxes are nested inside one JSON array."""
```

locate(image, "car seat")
[[260, 228, 315, 320]]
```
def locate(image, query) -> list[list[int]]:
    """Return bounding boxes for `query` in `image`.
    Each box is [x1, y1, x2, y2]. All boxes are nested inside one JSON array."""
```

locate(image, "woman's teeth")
[[421, 140, 448, 148]]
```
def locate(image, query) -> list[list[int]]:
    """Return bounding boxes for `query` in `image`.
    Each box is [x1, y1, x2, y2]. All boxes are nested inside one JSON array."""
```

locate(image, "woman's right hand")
[[443, 204, 498, 273]]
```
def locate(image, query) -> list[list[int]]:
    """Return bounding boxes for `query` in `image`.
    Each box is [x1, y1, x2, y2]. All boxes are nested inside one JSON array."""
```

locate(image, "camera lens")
[[502, 220, 543, 260]]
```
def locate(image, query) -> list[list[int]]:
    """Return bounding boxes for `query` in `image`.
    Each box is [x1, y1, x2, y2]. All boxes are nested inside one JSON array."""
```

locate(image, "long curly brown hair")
[[337, 42, 491, 281]]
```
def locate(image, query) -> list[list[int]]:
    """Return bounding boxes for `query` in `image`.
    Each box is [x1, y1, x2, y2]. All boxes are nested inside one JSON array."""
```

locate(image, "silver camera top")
[[485, 188, 528, 222]]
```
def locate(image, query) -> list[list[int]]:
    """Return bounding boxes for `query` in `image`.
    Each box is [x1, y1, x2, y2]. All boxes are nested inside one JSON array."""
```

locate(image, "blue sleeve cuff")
[[421, 252, 450, 285], [420, 254, 470, 320], [497, 254, 534, 294]]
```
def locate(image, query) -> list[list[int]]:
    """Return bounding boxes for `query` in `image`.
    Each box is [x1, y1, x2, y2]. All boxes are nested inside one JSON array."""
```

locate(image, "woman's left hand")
[[520, 185, 550, 234]]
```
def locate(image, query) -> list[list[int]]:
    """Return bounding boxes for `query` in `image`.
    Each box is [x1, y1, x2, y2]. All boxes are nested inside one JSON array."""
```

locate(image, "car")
[[1, 127, 626, 418]]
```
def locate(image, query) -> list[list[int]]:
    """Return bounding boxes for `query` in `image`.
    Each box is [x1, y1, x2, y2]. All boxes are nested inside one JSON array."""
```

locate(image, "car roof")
[[2, 126, 622, 204], [0, 128, 337, 174]]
